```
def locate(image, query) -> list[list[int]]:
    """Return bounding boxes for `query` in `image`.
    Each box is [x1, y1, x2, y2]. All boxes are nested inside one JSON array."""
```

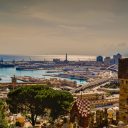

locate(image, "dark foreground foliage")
[[0, 100, 8, 128], [7, 85, 73, 126]]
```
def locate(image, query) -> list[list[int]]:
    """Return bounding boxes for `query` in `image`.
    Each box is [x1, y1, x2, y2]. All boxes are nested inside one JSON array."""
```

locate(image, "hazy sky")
[[0, 0, 128, 56]]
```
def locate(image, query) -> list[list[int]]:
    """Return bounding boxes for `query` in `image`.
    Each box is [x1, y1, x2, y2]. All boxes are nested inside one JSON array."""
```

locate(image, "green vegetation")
[[7, 85, 73, 126], [0, 100, 8, 128]]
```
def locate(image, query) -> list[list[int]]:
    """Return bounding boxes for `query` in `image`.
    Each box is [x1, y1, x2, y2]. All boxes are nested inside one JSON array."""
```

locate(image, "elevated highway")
[[70, 77, 114, 93]]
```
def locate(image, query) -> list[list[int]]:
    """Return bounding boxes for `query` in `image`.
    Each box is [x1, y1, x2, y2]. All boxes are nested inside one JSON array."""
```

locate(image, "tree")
[[36, 88, 73, 120], [7, 85, 73, 126], [0, 100, 8, 128]]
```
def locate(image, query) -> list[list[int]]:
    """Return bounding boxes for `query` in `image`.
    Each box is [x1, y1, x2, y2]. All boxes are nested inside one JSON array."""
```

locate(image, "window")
[[120, 80, 124, 84], [127, 98, 128, 104]]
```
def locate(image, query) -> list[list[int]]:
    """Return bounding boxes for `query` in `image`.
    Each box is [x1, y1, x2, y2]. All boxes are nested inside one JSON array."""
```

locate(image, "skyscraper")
[[113, 53, 122, 65]]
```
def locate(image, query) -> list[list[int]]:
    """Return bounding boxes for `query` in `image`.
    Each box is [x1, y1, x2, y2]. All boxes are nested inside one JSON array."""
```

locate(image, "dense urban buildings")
[[0, 53, 127, 128]]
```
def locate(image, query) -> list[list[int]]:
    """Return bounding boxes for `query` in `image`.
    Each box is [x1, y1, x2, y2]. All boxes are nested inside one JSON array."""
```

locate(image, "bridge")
[[106, 64, 118, 72]]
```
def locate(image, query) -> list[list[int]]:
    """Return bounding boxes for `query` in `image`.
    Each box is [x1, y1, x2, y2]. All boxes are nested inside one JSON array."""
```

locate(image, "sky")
[[0, 0, 128, 56]]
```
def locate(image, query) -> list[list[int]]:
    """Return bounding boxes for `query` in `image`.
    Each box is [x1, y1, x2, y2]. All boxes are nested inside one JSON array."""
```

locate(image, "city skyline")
[[0, 0, 128, 56]]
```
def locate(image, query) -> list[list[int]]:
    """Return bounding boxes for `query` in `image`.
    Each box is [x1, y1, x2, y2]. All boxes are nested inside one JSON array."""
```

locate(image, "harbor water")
[[0, 55, 94, 84], [0, 67, 86, 85]]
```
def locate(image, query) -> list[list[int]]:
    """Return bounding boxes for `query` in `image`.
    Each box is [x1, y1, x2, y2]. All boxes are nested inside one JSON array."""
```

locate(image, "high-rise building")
[[104, 57, 111, 65], [118, 58, 128, 124], [96, 56, 103, 62], [113, 53, 122, 65]]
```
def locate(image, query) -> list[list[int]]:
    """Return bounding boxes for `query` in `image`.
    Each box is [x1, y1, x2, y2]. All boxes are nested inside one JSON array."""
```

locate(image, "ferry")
[[16, 66, 35, 71]]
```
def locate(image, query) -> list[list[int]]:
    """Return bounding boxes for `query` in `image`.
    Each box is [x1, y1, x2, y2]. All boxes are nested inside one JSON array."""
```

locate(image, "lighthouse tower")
[[64, 53, 68, 63], [65, 53, 68, 62]]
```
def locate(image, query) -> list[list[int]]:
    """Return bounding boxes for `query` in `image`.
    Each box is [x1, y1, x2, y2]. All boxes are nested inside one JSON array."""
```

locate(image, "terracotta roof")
[[75, 98, 91, 117]]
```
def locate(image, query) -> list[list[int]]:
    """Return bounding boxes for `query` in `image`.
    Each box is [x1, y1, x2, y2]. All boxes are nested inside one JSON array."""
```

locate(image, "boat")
[[46, 70, 62, 73], [16, 66, 35, 71], [0, 64, 15, 68]]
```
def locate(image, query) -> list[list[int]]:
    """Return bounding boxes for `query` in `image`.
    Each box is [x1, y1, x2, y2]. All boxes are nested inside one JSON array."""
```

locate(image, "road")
[[70, 77, 113, 93]]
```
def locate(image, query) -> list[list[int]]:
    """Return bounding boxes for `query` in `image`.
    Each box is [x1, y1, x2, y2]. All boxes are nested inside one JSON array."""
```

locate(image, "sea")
[[0, 55, 96, 61], [0, 55, 96, 84]]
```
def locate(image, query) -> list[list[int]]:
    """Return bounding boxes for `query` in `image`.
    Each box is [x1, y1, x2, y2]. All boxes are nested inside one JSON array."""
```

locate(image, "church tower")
[[118, 58, 128, 124], [11, 75, 17, 89]]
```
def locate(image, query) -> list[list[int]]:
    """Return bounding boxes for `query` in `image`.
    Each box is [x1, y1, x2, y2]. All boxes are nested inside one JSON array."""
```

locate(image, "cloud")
[[0, 0, 128, 56]]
